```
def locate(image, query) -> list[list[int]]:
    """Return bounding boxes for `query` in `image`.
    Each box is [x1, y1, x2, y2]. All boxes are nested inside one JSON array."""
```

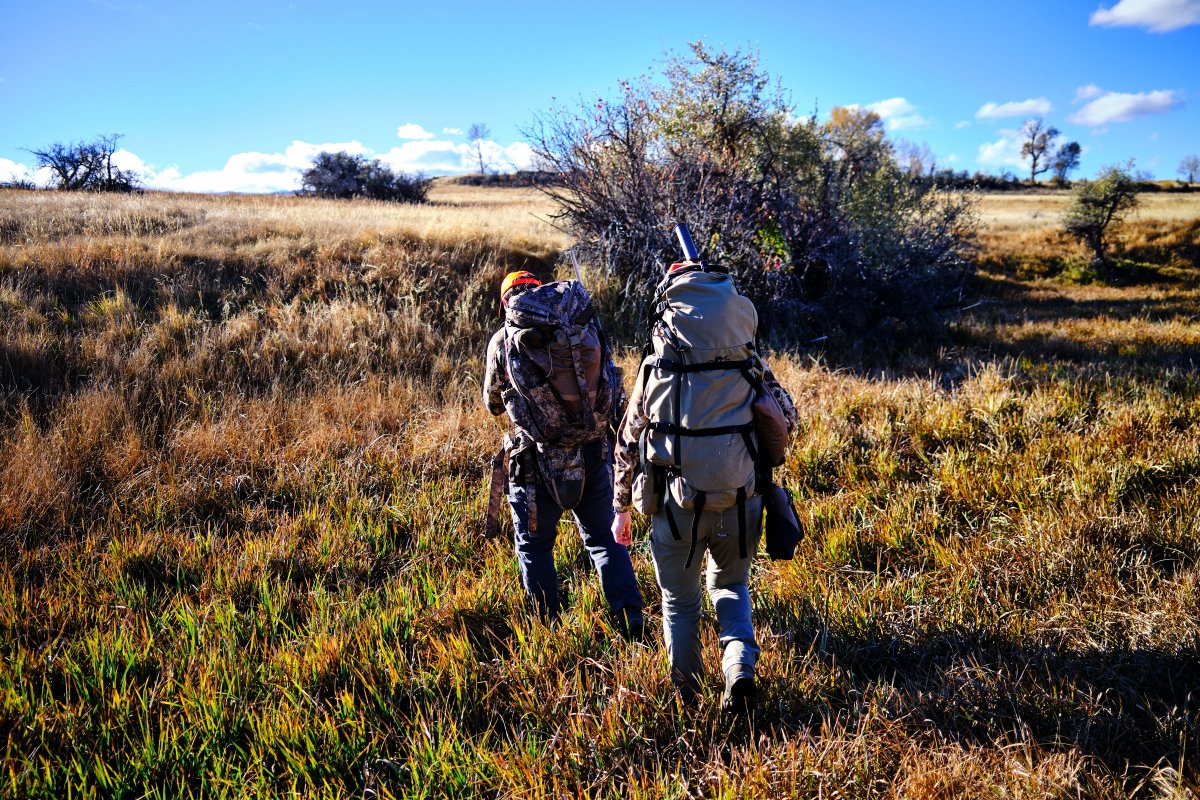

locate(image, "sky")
[[1, 0, 1197, 192]]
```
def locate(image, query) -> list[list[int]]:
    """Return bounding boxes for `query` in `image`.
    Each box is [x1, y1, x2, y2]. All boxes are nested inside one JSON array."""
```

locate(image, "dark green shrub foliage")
[[301, 151, 431, 203], [527, 43, 976, 344]]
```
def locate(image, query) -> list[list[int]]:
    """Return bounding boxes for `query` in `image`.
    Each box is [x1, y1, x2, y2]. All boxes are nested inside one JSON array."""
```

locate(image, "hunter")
[[483, 270, 646, 638], [611, 258, 797, 716]]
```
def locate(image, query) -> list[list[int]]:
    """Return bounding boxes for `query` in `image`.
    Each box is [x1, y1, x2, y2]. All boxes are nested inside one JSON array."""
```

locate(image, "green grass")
[[1, 186, 1198, 798]]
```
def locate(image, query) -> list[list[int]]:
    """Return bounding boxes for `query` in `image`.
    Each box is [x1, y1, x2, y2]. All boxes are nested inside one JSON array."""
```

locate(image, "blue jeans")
[[508, 439, 644, 622], [649, 494, 763, 694]]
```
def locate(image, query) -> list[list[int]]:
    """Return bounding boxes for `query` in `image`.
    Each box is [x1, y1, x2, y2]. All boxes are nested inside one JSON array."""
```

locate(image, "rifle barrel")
[[674, 224, 699, 262]]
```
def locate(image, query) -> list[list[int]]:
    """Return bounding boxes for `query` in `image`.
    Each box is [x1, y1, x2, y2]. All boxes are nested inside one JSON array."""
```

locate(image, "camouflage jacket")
[[613, 350, 798, 511], [483, 327, 626, 486]]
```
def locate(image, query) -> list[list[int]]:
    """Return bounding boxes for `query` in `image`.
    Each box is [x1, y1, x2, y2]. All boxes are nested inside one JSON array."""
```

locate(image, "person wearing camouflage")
[[483, 271, 645, 637]]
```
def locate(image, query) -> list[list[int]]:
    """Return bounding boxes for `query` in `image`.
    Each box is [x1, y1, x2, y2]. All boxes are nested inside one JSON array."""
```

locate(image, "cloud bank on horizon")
[[1, 127, 536, 194]]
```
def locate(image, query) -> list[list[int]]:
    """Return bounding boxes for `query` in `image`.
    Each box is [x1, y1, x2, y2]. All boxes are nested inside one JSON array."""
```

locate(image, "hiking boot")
[[721, 672, 757, 718]]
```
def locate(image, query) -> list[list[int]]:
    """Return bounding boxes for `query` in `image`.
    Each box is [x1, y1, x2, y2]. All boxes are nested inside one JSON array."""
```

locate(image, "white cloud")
[[5, 132, 535, 194], [1090, 0, 1200, 31], [977, 129, 1026, 168], [145, 140, 370, 193], [396, 123, 435, 140], [862, 97, 930, 131], [112, 149, 150, 174], [0, 157, 33, 183], [1068, 88, 1184, 125], [955, 120, 972, 130], [377, 137, 535, 174], [443, 127, 464, 136], [1074, 84, 1104, 102], [975, 98, 1053, 119]]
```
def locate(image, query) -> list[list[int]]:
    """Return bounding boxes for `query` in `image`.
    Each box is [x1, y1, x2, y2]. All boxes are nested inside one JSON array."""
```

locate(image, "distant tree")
[[26, 133, 139, 192], [300, 151, 365, 198], [896, 139, 936, 177], [1178, 154, 1200, 185], [824, 106, 891, 176], [1020, 118, 1060, 183], [467, 123, 491, 174], [1050, 141, 1082, 184], [0, 177, 38, 190], [300, 151, 430, 202], [1062, 161, 1139, 267]]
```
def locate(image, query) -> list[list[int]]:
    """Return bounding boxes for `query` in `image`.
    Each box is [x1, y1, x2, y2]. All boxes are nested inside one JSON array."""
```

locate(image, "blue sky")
[[1, 0, 1197, 191]]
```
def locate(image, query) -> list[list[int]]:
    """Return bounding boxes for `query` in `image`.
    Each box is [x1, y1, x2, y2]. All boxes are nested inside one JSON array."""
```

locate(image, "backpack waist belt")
[[651, 357, 754, 373]]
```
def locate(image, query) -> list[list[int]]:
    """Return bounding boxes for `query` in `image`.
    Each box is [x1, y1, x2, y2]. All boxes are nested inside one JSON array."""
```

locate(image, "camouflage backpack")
[[501, 280, 619, 507]]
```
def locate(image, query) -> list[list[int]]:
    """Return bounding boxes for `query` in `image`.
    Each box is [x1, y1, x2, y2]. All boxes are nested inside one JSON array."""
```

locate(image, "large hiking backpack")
[[501, 279, 618, 509], [637, 264, 773, 567]]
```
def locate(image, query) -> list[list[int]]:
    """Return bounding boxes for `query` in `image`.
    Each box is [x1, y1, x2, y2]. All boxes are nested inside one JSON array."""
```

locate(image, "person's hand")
[[612, 510, 633, 547]]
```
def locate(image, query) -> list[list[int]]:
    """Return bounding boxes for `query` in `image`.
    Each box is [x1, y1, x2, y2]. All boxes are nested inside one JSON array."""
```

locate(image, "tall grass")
[[1, 184, 1198, 798]]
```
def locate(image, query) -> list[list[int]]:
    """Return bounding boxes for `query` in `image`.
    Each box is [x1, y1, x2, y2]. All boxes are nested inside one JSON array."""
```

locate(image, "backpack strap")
[[649, 421, 756, 438], [664, 494, 682, 541], [672, 369, 683, 464], [739, 429, 759, 465], [736, 486, 748, 560], [683, 490, 706, 570], [653, 358, 755, 373]]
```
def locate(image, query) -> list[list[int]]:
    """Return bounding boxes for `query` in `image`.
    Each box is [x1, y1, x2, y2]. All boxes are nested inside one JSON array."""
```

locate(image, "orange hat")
[[500, 270, 542, 302]]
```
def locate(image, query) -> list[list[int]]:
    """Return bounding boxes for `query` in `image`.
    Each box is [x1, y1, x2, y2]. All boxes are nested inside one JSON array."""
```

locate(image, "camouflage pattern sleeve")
[[609, 364, 628, 432], [756, 355, 799, 432], [613, 356, 651, 511], [482, 328, 508, 417]]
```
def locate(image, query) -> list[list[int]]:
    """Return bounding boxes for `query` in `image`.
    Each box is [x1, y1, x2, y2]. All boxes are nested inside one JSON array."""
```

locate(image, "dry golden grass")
[[974, 190, 1200, 277], [0, 184, 1198, 798]]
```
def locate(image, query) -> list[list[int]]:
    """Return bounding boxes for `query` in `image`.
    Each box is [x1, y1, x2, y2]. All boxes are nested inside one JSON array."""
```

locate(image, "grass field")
[[1, 183, 1198, 798]]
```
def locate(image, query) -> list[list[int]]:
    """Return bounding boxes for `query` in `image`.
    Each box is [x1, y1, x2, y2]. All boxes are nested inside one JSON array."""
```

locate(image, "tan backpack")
[[636, 265, 778, 567]]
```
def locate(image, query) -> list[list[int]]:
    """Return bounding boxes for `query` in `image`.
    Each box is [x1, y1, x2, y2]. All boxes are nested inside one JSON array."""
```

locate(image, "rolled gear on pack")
[[501, 279, 621, 510], [636, 263, 789, 568]]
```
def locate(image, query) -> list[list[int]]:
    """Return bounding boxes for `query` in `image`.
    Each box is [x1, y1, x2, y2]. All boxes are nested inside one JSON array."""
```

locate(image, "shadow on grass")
[[759, 598, 1198, 780]]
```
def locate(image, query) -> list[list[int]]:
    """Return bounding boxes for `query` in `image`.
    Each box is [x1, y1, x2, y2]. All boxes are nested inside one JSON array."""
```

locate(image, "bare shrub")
[[26, 134, 140, 193], [527, 42, 976, 345]]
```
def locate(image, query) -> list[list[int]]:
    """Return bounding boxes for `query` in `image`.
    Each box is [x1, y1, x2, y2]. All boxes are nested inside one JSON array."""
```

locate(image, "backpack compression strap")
[[662, 485, 748, 568], [640, 357, 757, 465]]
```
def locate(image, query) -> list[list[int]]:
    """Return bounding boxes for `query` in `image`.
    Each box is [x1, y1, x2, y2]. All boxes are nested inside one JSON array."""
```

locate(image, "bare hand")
[[612, 510, 633, 547]]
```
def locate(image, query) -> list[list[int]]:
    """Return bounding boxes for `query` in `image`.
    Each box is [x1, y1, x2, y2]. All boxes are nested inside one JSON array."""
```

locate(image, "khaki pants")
[[649, 494, 762, 695]]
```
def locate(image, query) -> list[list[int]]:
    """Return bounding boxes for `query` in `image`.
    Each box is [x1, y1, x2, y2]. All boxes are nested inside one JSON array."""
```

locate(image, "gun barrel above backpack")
[[674, 223, 700, 262]]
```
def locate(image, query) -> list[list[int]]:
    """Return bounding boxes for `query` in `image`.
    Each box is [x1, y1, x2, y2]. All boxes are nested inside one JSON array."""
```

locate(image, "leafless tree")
[[1179, 155, 1200, 185], [467, 123, 490, 174], [896, 139, 937, 177], [27, 134, 139, 192], [1020, 118, 1060, 183]]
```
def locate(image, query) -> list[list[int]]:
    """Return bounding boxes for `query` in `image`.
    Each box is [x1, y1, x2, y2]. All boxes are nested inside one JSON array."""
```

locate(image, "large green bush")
[[527, 43, 976, 345]]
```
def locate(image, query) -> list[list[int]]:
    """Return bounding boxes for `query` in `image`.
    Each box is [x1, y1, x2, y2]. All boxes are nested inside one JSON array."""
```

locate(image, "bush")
[[300, 152, 431, 203], [1063, 161, 1140, 269], [527, 43, 975, 345]]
